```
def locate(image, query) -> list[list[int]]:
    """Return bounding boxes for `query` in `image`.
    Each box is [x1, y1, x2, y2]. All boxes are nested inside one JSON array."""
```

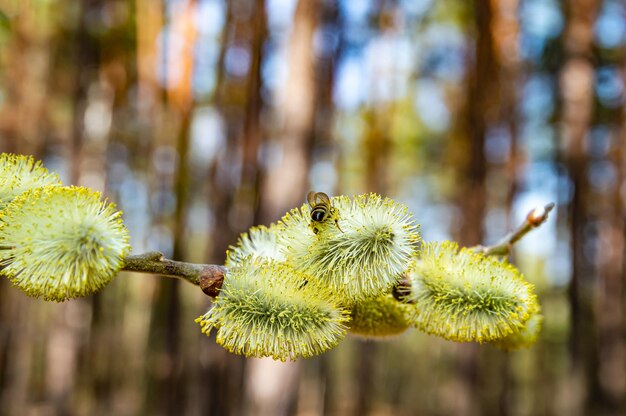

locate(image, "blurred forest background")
[[0, 0, 625, 415]]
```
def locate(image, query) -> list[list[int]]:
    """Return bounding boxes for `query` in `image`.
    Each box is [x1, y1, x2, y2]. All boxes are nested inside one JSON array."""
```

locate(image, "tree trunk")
[[558, 0, 600, 414]]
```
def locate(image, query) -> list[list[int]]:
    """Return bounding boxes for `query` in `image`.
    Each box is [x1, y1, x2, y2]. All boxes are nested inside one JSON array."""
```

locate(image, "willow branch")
[[124, 204, 554, 301], [473, 202, 555, 256], [121, 251, 226, 297]]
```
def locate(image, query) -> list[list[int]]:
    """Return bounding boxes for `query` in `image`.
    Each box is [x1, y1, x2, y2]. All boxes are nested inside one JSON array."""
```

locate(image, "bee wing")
[[317, 192, 331, 204], [307, 191, 317, 207]]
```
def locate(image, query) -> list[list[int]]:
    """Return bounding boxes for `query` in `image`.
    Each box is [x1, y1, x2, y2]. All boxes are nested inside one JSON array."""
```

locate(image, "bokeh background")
[[0, 0, 625, 415]]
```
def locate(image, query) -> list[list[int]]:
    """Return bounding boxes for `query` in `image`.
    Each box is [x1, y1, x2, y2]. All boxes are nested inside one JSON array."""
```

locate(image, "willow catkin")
[[225, 224, 285, 267], [349, 294, 414, 338], [0, 153, 61, 210], [408, 241, 539, 343], [196, 258, 350, 361], [280, 193, 420, 303], [0, 186, 130, 301]]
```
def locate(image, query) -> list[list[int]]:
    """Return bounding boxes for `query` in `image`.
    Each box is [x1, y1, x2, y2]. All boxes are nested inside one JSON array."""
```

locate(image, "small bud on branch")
[[473, 202, 555, 256]]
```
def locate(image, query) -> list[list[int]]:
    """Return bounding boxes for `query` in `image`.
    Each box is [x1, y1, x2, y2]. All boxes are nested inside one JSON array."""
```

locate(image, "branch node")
[[199, 265, 227, 297]]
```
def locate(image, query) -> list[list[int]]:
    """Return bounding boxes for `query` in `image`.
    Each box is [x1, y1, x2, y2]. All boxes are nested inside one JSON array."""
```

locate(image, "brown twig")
[[473, 202, 555, 256], [122, 251, 226, 297]]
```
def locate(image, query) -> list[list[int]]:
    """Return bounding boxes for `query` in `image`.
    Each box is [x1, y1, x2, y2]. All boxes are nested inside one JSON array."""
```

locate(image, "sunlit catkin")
[[225, 224, 285, 267], [349, 294, 414, 338], [196, 258, 350, 361], [0, 186, 131, 301], [0, 153, 61, 210], [408, 241, 539, 343], [280, 193, 420, 303]]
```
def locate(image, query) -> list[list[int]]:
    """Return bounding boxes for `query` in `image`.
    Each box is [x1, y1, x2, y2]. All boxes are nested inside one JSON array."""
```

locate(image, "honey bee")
[[307, 191, 343, 234]]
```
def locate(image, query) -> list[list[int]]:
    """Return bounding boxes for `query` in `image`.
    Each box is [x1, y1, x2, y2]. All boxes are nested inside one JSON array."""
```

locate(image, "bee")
[[307, 191, 343, 234]]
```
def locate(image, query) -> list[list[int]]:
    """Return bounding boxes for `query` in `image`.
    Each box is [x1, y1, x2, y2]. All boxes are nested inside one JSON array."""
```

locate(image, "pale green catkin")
[[0, 185, 131, 301], [196, 258, 350, 361], [408, 241, 539, 343], [280, 193, 420, 303], [349, 294, 414, 338], [225, 224, 286, 267], [0, 153, 61, 210]]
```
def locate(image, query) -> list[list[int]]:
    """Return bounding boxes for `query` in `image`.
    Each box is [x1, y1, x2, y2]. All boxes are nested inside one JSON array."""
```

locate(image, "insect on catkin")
[[280, 193, 420, 303]]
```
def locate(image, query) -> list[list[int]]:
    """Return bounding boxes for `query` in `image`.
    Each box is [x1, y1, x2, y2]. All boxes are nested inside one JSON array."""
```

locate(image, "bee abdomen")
[[311, 207, 327, 222]]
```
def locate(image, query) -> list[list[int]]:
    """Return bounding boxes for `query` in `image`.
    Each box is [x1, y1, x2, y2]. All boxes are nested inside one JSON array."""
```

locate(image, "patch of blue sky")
[[519, 0, 564, 39], [339, 0, 371, 26], [595, 66, 624, 108], [399, 0, 433, 18], [190, 106, 225, 165], [333, 53, 367, 111], [309, 160, 338, 194], [413, 80, 450, 133], [364, 33, 414, 103], [594, 1, 626, 49], [419, 24, 466, 82], [521, 74, 555, 121], [519, 0, 563, 61], [193, 39, 219, 97], [266, 0, 297, 32], [261, 47, 288, 95], [400, 177, 453, 243], [520, 122, 558, 159], [195, 0, 225, 37]]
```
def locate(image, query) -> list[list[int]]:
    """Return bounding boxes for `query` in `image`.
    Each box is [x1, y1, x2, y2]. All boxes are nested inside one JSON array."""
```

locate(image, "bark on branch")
[[122, 251, 226, 297]]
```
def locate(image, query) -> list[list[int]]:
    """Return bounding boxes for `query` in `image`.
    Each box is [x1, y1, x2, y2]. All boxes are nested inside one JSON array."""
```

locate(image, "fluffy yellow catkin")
[[0, 153, 61, 210], [280, 193, 420, 303], [0, 185, 131, 301], [408, 241, 540, 343], [196, 257, 350, 361], [349, 294, 414, 338], [225, 224, 285, 267]]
